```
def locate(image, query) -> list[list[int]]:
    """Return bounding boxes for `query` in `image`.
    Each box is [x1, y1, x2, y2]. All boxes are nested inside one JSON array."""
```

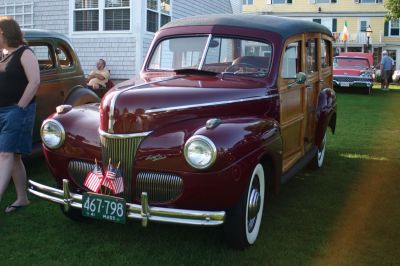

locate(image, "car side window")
[[282, 41, 301, 79], [29, 43, 55, 71], [56, 45, 73, 68], [321, 39, 331, 68], [306, 39, 318, 74]]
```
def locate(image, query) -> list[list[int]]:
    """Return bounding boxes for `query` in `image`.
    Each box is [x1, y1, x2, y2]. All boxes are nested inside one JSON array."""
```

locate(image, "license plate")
[[340, 82, 350, 87], [82, 192, 126, 224]]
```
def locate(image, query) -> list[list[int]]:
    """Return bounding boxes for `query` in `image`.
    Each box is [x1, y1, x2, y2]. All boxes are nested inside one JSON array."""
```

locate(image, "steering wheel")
[[224, 62, 258, 73]]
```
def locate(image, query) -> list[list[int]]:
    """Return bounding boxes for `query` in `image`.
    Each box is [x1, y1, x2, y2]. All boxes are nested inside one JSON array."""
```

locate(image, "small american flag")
[[83, 162, 104, 193], [102, 162, 124, 195], [114, 168, 124, 194], [102, 164, 117, 194]]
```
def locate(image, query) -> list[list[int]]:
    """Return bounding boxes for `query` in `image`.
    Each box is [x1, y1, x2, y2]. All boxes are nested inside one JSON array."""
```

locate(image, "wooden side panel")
[[278, 35, 306, 173]]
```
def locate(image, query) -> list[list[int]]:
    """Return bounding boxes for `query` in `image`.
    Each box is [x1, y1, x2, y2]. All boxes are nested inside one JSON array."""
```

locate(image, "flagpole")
[[95, 158, 104, 195]]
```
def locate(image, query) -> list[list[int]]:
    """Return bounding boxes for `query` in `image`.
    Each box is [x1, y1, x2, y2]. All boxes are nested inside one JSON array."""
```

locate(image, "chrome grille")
[[333, 75, 371, 83], [68, 160, 95, 184], [136, 171, 183, 202], [100, 130, 149, 200]]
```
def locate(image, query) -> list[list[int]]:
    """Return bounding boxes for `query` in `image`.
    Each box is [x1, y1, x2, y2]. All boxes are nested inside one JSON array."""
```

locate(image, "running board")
[[281, 146, 318, 184]]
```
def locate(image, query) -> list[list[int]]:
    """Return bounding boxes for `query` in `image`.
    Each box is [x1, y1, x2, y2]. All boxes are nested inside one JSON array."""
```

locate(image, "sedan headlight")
[[184, 135, 217, 169], [41, 119, 65, 149]]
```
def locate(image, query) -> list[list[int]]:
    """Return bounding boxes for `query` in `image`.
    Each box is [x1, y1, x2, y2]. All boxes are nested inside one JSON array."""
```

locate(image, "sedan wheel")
[[224, 163, 265, 249], [313, 132, 327, 169]]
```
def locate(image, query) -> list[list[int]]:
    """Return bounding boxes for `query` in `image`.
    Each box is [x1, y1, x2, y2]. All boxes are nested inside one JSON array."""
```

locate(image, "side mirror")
[[288, 72, 307, 88]]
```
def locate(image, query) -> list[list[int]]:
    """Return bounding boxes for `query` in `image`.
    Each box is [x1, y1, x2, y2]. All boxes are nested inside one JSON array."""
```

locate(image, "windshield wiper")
[[221, 71, 266, 78], [174, 69, 218, 76]]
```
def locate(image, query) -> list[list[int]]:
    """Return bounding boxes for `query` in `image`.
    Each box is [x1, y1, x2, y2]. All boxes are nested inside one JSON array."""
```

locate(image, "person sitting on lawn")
[[86, 59, 110, 90]]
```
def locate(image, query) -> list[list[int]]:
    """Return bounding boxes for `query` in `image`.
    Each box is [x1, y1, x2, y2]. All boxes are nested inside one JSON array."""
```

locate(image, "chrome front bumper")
[[28, 179, 225, 227]]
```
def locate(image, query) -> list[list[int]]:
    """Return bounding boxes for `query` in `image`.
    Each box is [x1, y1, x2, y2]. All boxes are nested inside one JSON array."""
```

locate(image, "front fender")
[[65, 86, 100, 106], [44, 104, 102, 160], [315, 87, 337, 147], [134, 116, 282, 208], [136, 116, 280, 173]]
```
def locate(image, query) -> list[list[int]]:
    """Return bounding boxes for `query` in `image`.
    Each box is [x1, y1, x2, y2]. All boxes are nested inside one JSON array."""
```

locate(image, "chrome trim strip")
[[136, 171, 183, 202], [28, 179, 225, 226], [108, 77, 177, 133], [99, 129, 152, 139], [145, 94, 279, 114], [198, 34, 212, 70]]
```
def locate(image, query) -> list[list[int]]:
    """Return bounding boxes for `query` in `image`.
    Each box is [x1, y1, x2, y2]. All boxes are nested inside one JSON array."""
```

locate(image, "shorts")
[[0, 102, 36, 155], [382, 70, 392, 82]]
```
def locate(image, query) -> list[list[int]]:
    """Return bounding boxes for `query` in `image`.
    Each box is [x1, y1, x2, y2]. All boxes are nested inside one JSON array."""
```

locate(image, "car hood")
[[100, 75, 272, 134], [333, 67, 364, 76]]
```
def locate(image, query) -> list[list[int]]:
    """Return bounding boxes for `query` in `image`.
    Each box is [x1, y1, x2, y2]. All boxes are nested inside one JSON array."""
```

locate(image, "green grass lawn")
[[1, 89, 400, 265]]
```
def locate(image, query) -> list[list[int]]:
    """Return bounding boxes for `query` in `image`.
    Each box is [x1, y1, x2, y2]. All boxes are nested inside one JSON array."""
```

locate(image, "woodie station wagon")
[[29, 15, 337, 249]]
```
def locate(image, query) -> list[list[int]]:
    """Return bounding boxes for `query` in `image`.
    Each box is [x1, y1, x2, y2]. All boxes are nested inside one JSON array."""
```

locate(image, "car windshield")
[[334, 57, 370, 69], [147, 35, 272, 77]]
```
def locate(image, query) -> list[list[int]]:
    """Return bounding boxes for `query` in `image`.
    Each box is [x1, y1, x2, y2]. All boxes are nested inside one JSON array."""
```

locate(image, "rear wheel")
[[224, 163, 265, 249], [312, 132, 327, 169]]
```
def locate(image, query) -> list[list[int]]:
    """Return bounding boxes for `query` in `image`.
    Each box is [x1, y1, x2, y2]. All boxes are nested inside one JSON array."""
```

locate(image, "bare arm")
[[18, 49, 40, 108]]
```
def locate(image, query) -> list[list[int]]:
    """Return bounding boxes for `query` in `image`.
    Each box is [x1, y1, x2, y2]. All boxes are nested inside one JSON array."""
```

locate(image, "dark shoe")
[[4, 204, 29, 214]]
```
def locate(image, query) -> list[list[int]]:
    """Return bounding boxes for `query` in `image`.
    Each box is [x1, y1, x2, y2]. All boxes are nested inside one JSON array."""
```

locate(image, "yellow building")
[[242, 0, 400, 68]]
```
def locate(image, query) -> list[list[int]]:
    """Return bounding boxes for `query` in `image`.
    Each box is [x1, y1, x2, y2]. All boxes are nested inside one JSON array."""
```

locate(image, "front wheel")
[[224, 163, 265, 249]]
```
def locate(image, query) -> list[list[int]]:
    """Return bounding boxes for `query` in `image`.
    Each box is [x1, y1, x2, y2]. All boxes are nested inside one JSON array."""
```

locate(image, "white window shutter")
[[266, 0, 272, 4], [309, 0, 316, 4]]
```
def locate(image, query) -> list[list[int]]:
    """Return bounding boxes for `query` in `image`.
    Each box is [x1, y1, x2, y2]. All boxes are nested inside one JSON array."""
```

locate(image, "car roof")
[[23, 29, 70, 41], [161, 14, 332, 39]]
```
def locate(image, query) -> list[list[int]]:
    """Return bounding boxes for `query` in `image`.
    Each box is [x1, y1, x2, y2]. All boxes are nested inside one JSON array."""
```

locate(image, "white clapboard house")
[[0, 0, 241, 79]]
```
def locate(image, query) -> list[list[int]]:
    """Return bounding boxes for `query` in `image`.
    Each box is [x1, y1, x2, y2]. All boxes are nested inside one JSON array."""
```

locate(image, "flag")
[[102, 164, 117, 194], [341, 21, 349, 42], [83, 162, 104, 193], [114, 168, 124, 194]]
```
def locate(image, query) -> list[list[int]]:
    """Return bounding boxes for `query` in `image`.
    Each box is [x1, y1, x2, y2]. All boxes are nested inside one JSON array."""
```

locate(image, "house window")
[[74, 0, 130, 32], [357, 0, 382, 3], [390, 20, 400, 36], [360, 20, 367, 32], [147, 0, 171, 33], [242, 0, 254, 4], [272, 0, 292, 3], [312, 18, 337, 33], [104, 0, 130, 31], [0, 1, 34, 28], [311, 0, 336, 3]]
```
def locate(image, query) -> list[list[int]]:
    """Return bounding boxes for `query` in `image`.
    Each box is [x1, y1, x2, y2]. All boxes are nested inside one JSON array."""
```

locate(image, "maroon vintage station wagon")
[[29, 14, 336, 249]]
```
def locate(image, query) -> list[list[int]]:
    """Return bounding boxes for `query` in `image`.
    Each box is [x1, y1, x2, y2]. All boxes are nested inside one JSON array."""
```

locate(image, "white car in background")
[[393, 70, 400, 83]]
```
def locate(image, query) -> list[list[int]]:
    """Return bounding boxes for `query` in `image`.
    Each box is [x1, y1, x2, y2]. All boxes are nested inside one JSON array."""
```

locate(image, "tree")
[[385, 0, 400, 21]]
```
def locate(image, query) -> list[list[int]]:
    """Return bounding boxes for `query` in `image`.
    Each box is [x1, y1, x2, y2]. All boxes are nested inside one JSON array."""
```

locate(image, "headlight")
[[40, 119, 65, 149], [184, 135, 217, 169]]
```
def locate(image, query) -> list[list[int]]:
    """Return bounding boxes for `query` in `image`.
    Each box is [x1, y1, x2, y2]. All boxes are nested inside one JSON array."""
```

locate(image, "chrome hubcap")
[[247, 176, 261, 232]]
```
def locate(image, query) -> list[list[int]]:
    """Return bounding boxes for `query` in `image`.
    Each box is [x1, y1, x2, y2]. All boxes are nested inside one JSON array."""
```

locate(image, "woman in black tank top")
[[0, 16, 40, 213]]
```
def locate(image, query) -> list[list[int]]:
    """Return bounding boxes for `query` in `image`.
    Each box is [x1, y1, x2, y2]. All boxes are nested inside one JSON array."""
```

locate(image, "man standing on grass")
[[380, 50, 394, 91]]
